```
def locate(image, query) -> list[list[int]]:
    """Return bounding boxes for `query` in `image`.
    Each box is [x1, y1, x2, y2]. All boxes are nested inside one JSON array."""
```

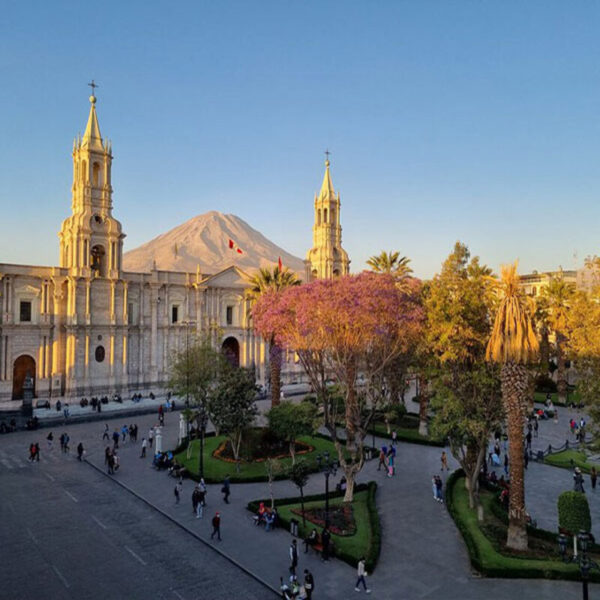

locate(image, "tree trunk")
[[289, 440, 296, 465], [418, 375, 428, 436], [556, 334, 567, 404], [502, 362, 529, 551], [269, 343, 282, 408], [539, 326, 550, 375], [343, 472, 356, 503]]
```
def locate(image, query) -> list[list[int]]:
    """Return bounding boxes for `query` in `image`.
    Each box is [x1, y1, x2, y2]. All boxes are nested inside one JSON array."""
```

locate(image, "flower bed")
[[291, 503, 356, 536], [213, 438, 314, 463]]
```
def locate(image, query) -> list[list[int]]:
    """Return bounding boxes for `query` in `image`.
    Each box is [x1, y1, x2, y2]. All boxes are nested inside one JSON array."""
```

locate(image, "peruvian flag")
[[228, 238, 243, 254], [278, 256, 283, 271]]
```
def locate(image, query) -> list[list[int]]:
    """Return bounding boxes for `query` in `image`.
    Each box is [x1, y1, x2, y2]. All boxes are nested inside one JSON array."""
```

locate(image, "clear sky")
[[1, 1, 599, 278]]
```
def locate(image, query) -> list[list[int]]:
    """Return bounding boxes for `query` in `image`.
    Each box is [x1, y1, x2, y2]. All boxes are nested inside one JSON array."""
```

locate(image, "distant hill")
[[122, 211, 305, 275]]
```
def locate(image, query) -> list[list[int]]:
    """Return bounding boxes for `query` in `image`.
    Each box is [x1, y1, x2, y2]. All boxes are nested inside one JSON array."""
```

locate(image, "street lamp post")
[[198, 404, 208, 479], [558, 531, 600, 600], [316, 451, 337, 529]]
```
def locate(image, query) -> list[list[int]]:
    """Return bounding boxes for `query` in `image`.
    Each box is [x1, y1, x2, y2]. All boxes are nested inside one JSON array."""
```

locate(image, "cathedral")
[[0, 93, 349, 405]]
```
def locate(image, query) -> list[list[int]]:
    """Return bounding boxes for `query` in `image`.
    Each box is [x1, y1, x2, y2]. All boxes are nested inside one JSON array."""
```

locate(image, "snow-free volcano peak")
[[122, 211, 304, 275]]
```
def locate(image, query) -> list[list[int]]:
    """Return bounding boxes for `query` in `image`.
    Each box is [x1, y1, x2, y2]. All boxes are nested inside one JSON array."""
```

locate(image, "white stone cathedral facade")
[[0, 94, 348, 406]]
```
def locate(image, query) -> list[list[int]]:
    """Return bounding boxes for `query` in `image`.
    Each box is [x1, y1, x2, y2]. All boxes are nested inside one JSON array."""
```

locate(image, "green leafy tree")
[[246, 266, 301, 407], [542, 271, 575, 404], [289, 460, 311, 526], [209, 366, 259, 470], [426, 242, 503, 517], [168, 335, 225, 434], [268, 401, 317, 464], [367, 250, 413, 289]]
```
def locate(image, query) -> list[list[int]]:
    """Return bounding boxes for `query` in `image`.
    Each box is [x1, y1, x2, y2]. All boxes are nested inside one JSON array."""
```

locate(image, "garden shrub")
[[558, 491, 591, 535]]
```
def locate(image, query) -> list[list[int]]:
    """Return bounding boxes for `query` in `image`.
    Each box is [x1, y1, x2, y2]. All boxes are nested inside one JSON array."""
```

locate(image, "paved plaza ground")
[[0, 403, 597, 599]]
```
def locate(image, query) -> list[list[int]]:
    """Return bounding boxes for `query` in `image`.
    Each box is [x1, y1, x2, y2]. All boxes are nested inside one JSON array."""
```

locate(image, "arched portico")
[[12, 355, 36, 400], [221, 336, 240, 368]]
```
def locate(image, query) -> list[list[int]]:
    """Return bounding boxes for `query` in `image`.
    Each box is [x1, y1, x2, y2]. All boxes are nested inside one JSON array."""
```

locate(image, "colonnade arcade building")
[[0, 93, 349, 405]]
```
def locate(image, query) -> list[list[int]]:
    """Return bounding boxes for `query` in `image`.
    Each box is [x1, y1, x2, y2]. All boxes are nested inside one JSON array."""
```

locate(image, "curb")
[[84, 458, 280, 598]]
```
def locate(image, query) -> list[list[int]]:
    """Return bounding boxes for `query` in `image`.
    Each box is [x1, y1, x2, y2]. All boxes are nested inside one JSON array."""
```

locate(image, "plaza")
[[0, 395, 596, 600]]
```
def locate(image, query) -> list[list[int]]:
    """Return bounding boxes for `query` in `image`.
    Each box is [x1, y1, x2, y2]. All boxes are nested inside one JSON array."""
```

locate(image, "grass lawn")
[[447, 472, 600, 581], [248, 482, 381, 571], [544, 449, 600, 474], [175, 434, 338, 483], [534, 391, 581, 407]]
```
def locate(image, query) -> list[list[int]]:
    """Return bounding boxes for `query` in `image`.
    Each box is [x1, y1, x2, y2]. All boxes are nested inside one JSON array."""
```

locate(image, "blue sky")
[[1, 1, 599, 278]]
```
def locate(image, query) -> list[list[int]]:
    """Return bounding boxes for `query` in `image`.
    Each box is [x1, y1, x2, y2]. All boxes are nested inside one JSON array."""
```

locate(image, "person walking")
[[504, 453, 509, 476], [102, 424, 109, 441], [197, 486, 206, 518], [435, 475, 443, 502], [591, 466, 597, 491], [391, 430, 397, 447], [112, 430, 120, 449], [107, 451, 115, 475], [289, 539, 299, 580], [211, 512, 221, 541], [303, 569, 314, 600], [148, 427, 154, 448], [121, 424, 128, 443], [192, 487, 200, 516], [533, 418, 539, 438], [140, 437, 147, 458], [174, 481, 181, 504], [523, 447, 529, 470], [525, 430, 532, 451], [377, 447, 386, 471], [199, 478, 207, 505], [222, 475, 231, 504], [28, 443, 36, 462], [441, 451, 449, 472], [574, 467, 585, 493], [46, 431, 54, 450], [77, 442, 84, 461], [355, 557, 371, 593]]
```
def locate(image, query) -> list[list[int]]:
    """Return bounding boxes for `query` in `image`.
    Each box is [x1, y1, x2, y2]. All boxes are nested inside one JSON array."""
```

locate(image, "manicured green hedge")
[[247, 481, 381, 572], [558, 491, 591, 535], [446, 470, 600, 581]]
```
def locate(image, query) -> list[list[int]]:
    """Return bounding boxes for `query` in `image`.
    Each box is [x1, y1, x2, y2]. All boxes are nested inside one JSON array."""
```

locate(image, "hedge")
[[247, 481, 381, 572], [446, 470, 600, 581]]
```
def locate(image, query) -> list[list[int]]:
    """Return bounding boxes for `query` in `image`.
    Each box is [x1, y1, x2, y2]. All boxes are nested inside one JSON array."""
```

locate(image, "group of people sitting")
[[153, 450, 175, 470], [253, 502, 278, 531], [0, 418, 19, 433]]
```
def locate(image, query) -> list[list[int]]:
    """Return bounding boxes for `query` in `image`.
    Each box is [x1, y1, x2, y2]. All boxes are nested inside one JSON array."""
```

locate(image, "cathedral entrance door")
[[12, 355, 36, 400], [221, 337, 240, 369]]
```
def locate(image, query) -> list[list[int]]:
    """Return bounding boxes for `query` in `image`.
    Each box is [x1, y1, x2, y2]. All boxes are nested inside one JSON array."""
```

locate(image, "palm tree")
[[486, 263, 539, 551], [367, 250, 412, 287], [542, 272, 575, 404], [246, 266, 300, 407]]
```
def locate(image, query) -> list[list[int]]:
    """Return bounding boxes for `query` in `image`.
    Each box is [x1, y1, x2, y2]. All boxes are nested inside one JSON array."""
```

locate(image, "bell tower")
[[58, 86, 124, 279], [305, 155, 350, 280]]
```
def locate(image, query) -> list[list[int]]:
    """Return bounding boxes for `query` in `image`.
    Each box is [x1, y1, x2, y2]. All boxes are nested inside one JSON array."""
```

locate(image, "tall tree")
[[486, 262, 539, 551], [168, 335, 225, 434], [427, 242, 503, 518], [542, 271, 575, 404], [268, 401, 317, 464], [246, 266, 300, 407], [209, 366, 259, 470], [253, 272, 423, 501], [367, 250, 413, 287]]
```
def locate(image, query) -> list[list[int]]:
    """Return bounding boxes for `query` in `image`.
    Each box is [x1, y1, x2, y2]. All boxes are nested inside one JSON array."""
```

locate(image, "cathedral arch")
[[12, 355, 36, 400], [317, 209, 321, 225], [221, 336, 240, 368], [91, 244, 106, 277], [324, 208, 328, 223], [81, 160, 87, 182], [93, 161, 101, 186]]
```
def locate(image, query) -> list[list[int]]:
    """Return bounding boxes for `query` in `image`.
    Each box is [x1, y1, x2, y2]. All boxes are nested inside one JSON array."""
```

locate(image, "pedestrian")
[[533, 419, 539, 438], [34, 442, 40, 461], [523, 447, 529, 470], [222, 475, 230, 503], [64, 433, 70, 453], [113, 451, 120, 472], [174, 481, 181, 504], [107, 452, 114, 475], [591, 466, 597, 491], [289, 539, 298, 580], [46, 431, 54, 450], [387, 454, 394, 478], [192, 487, 200, 516], [377, 447, 386, 471], [435, 475, 443, 502], [574, 467, 585, 493], [197, 487, 206, 518], [28, 443, 35, 462], [355, 557, 371, 593], [148, 427, 154, 447], [321, 527, 330, 561], [140, 437, 147, 458], [431, 475, 438, 501], [102, 424, 109, 441], [303, 569, 314, 600], [391, 430, 397, 446], [199, 478, 207, 505], [441, 451, 449, 472], [77, 442, 84, 461], [59, 433, 65, 453], [525, 430, 532, 450], [504, 453, 509, 476], [121, 424, 128, 443], [211, 512, 221, 541], [112, 430, 119, 449]]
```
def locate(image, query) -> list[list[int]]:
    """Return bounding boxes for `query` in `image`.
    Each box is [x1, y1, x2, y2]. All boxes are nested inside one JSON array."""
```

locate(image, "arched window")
[[93, 162, 100, 186], [317, 209, 321, 225], [81, 160, 87, 182], [324, 208, 328, 223], [331, 208, 336, 224], [91, 245, 106, 277]]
